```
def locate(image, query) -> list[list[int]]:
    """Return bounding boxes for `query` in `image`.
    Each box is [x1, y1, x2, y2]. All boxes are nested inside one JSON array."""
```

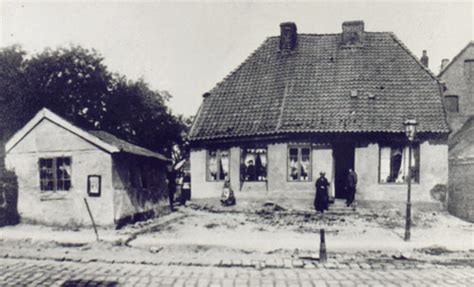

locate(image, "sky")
[[1, 1, 473, 117]]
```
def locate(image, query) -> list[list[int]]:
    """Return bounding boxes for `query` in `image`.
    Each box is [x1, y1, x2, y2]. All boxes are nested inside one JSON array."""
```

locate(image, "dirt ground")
[[1, 198, 473, 267]]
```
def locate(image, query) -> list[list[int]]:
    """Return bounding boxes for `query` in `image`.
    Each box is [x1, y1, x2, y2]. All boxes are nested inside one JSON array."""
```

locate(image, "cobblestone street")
[[1, 257, 473, 287]]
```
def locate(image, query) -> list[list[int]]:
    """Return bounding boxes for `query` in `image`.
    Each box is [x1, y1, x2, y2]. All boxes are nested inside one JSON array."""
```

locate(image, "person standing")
[[314, 172, 330, 213], [180, 171, 191, 206], [167, 165, 177, 212], [346, 168, 358, 207]]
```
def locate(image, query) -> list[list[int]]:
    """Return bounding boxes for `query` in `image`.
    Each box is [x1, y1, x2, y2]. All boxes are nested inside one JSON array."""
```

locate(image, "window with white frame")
[[39, 157, 71, 191], [241, 148, 267, 181], [379, 145, 420, 184], [288, 146, 311, 182], [207, 149, 230, 181]]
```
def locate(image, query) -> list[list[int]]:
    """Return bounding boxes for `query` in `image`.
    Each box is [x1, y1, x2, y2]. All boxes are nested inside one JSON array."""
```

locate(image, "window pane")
[[242, 148, 268, 181], [219, 150, 229, 180], [380, 145, 420, 184], [40, 158, 54, 191], [56, 157, 71, 191], [208, 150, 218, 181], [380, 147, 391, 183], [300, 148, 310, 181], [255, 149, 267, 181], [390, 147, 404, 183], [288, 148, 299, 181]]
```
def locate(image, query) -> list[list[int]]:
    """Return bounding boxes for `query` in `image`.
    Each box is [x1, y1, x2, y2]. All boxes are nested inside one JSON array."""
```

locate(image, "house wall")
[[5, 119, 115, 226], [111, 154, 169, 223], [448, 158, 474, 222], [440, 45, 474, 133], [356, 141, 448, 202], [191, 140, 448, 202], [191, 143, 334, 199]]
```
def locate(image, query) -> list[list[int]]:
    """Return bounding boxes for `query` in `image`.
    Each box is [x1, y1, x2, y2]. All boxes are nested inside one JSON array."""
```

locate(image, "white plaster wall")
[[191, 144, 333, 199], [191, 141, 447, 202], [355, 141, 448, 202], [5, 119, 115, 226], [190, 148, 224, 198], [267, 144, 333, 197]]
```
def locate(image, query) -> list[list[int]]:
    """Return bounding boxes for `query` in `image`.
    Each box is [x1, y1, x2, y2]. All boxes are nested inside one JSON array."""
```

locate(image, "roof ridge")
[[388, 32, 441, 84], [267, 31, 391, 38], [438, 41, 474, 77]]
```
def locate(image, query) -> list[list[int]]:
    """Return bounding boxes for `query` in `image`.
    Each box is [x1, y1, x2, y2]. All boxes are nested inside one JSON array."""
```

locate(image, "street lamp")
[[403, 118, 418, 241]]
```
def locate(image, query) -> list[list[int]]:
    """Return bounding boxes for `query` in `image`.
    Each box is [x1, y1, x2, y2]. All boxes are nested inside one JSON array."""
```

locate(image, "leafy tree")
[[24, 46, 111, 129], [0, 46, 36, 141], [0, 45, 186, 157]]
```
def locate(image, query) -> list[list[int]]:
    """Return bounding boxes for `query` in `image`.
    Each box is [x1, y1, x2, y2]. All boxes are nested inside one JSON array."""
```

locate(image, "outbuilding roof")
[[5, 108, 171, 162], [189, 24, 449, 142]]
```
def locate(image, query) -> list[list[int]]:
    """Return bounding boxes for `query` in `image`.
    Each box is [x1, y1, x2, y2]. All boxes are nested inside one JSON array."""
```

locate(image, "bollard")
[[319, 228, 327, 263]]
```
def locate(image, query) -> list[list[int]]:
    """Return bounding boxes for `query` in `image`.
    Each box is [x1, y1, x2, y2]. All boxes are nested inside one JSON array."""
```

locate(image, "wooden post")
[[319, 228, 327, 263], [84, 198, 99, 241]]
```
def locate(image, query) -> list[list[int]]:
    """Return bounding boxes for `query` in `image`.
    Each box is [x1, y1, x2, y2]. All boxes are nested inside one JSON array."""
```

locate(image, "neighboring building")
[[5, 108, 171, 226], [188, 21, 450, 204], [437, 42, 474, 222], [448, 116, 474, 222], [438, 41, 474, 134]]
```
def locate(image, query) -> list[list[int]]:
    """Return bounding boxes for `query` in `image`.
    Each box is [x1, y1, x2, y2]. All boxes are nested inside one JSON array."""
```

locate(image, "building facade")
[[439, 42, 474, 134], [5, 108, 171, 226], [448, 117, 474, 222], [188, 21, 450, 204]]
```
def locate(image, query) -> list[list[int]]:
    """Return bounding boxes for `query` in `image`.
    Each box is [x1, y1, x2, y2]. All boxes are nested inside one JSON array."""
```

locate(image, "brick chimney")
[[280, 22, 297, 52], [420, 50, 429, 68], [342, 20, 364, 45], [441, 58, 450, 71]]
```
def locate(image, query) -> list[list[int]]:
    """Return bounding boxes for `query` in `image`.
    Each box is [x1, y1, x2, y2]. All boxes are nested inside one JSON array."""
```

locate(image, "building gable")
[[7, 117, 108, 155], [6, 108, 119, 154]]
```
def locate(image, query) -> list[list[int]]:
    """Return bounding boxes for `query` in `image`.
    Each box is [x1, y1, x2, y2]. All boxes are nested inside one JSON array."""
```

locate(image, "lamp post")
[[403, 118, 417, 241]]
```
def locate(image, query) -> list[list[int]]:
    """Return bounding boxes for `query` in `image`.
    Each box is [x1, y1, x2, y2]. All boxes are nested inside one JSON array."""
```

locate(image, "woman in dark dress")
[[314, 172, 330, 213]]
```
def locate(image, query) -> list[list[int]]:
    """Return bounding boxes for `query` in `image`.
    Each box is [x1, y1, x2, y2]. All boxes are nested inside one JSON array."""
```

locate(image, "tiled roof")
[[88, 130, 171, 162], [189, 31, 449, 141]]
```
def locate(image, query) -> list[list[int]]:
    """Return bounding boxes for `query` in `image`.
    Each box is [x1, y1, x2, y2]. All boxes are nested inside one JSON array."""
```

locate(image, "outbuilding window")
[[379, 145, 420, 184], [241, 148, 267, 181], [288, 146, 311, 182], [207, 149, 229, 181], [39, 157, 71, 191]]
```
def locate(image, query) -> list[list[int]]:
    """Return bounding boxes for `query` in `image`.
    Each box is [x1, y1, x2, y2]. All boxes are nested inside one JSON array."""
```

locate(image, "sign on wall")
[[87, 175, 101, 197]]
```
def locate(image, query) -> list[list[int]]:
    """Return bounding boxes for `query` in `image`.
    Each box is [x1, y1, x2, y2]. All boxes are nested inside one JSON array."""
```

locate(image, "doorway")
[[333, 143, 355, 199]]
